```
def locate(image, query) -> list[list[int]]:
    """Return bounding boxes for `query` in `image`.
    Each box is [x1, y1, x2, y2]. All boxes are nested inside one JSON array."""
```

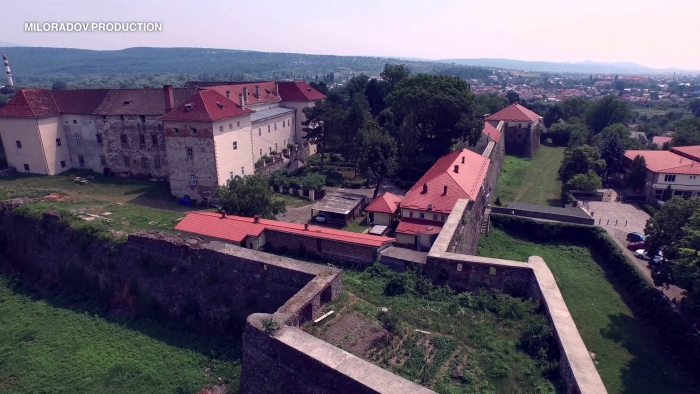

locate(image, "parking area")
[[582, 191, 684, 300]]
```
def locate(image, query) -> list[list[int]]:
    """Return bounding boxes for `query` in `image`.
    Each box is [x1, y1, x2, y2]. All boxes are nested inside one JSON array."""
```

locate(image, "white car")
[[315, 212, 327, 223], [634, 249, 663, 264]]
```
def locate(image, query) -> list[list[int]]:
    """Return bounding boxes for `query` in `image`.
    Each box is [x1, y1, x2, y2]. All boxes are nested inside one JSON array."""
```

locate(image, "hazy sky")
[[2, 0, 699, 69]]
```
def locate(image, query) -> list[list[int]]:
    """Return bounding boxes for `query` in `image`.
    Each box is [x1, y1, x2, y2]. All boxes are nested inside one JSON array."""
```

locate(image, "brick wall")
[[97, 115, 170, 178], [164, 122, 219, 200], [265, 229, 378, 265]]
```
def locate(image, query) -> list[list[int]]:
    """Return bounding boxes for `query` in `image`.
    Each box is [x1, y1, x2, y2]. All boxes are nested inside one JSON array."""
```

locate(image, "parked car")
[[314, 212, 327, 223], [626, 232, 646, 242], [634, 249, 664, 263], [627, 241, 646, 250]]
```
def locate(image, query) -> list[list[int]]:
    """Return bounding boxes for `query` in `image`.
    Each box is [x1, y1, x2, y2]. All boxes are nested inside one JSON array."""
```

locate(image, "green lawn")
[[342, 216, 369, 233], [272, 192, 314, 209], [0, 275, 241, 394], [478, 229, 700, 394], [495, 145, 565, 207]]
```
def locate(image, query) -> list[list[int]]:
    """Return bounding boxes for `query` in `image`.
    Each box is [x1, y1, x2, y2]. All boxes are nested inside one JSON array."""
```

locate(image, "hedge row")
[[490, 213, 700, 376]]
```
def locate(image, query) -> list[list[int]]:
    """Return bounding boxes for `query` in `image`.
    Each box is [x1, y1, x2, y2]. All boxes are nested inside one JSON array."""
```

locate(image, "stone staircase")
[[480, 208, 491, 234]]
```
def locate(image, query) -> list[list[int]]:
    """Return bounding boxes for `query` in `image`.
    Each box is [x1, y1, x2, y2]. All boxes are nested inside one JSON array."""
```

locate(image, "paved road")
[[582, 191, 685, 301]]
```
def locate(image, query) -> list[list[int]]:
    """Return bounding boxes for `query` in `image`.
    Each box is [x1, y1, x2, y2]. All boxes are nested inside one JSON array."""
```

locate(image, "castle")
[[0, 82, 325, 200]]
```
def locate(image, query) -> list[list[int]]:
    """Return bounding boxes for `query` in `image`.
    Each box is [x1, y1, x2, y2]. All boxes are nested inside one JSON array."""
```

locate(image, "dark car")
[[627, 241, 646, 250], [627, 232, 646, 242]]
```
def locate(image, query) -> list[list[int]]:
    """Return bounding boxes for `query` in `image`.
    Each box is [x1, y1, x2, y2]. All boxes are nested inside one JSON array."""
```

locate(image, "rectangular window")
[[78, 155, 85, 166], [241, 166, 245, 175], [191, 128, 197, 134], [15, 141, 21, 148], [189, 175, 197, 186], [268, 125, 270, 133], [420, 212, 425, 219], [283, 120, 285, 128], [489, 267, 497, 276], [120, 134, 127, 144], [457, 263, 463, 272], [96, 134, 103, 144], [654, 189, 664, 200], [139, 134, 146, 144], [151, 135, 158, 144], [220, 126, 224, 132], [187, 147, 193, 157], [154, 156, 161, 169], [433, 214, 438, 221], [100, 156, 106, 166], [258, 128, 261, 136], [123, 156, 130, 167], [259, 149, 262, 156], [74, 134, 81, 145], [237, 121, 240, 127], [409, 211, 414, 218], [274, 123, 277, 131], [73, 119, 77, 124], [23, 164, 29, 171], [60, 160, 66, 168], [691, 176, 697, 180], [664, 174, 676, 182], [441, 215, 446, 221], [230, 171, 233, 179], [233, 141, 238, 150], [56, 138, 62, 146]]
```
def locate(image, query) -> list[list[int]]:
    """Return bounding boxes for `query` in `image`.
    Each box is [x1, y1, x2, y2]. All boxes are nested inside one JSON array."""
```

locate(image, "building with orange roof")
[[175, 211, 395, 264], [624, 148, 700, 202], [364, 192, 403, 226], [485, 103, 543, 158]]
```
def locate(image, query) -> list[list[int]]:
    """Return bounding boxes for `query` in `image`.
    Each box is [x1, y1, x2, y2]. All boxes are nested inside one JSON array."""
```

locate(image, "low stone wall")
[[240, 313, 434, 394], [491, 206, 594, 225], [255, 144, 311, 177], [427, 198, 607, 394]]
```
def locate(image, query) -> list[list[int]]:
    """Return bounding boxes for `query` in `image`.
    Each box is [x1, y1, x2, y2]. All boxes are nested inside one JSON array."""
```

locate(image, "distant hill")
[[436, 58, 685, 74], [0, 42, 26, 48]]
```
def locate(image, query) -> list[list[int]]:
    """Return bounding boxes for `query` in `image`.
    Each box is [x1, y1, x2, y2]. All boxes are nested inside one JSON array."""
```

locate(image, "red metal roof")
[[396, 218, 443, 236], [671, 145, 700, 161], [365, 192, 403, 214], [277, 81, 326, 102], [625, 150, 700, 175], [400, 149, 490, 214], [486, 103, 540, 122], [0, 89, 60, 118], [158, 90, 253, 122], [482, 122, 502, 142], [175, 212, 395, 247], [202, 82, 281, 106]]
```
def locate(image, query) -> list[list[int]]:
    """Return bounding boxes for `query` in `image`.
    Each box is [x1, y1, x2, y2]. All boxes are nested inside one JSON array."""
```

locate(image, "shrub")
[[342, 179, 365, 189], [287, 143, 295, 149], [324, 170, 344, 187], [261, 317, 279, 334], [384, 276, 408, 296], [329, 153, 341, 163], [494, 196, 502, 206], [377, 310, 401, 335]]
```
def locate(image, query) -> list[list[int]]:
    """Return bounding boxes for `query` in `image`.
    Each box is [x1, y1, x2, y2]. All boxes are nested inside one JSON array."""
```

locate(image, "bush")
[[494, 196, 502, 206], [642, 203, 659, 217], [324, 170, 344, 187], [342, 179, 365, 189], [377, 310, 401, 335], [490, 213, 700, 376], [329, 154, 341, 163]]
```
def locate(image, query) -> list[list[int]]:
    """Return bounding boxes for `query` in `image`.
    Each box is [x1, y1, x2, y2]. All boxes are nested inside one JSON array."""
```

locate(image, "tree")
[[364, 78, 388, 116], [598, 133, 626, 176], [565, 170, 602, 191], [302, 100, 345, 171], [358, 126, 398, 198], [662, 185, 673, 202], [559, 97, 590, 122], [690, 98, 700, 117], [625, 155, 647, 191], [52, 81, 67, 90], [670, 211, 700, 312], [473, 93, 508, 116], [594, 123, 640, 150], [384, 74, 483, 165], [216, 174, 286, 219], [672, 123, 700, 147], [558, 145, 606, 183], [506, 90, 520, 105], [309, 81, 328, 95], [567, 128, 588, 149], [341, 94, 373, 174], [380, 64, 410, 90], [0, 94, 8, 108], [645, 197, 700, 258], [585, 95, 632, 133], [546, 122, 587, 147], [345, 75, 369, 99]]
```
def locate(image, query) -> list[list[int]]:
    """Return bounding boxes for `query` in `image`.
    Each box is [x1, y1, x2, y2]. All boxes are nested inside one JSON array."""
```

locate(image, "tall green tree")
[[559, 97, 590, 122], [594, 123, 640, 150], [585, 95, 632, 133], [558, 145, 606, 183], [546, 122, 588, 147], [216, 174, 286, 219], [598, 133, 626, 176], [672, 120, 700, 147], [380, 64, 410, 90], [506, 90, 520, 105], [384, 74, 483, 166], [625, 155, 647, 192], [358, 126, 398, 198], [342, 94, 373, 174], [473, 93, 508, 116], [565, 170, 602, 191], [302, 100, 345, 171]]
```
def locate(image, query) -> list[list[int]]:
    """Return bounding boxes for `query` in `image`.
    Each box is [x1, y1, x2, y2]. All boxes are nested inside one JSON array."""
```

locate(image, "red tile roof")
[[51, 89, 110, 114], [93, 88, 188, 116], [158, 90, 253, 122], [653, 136, 673, 147], [486, 103, 540, 122], [202, 82, 281, 106], [277, 81, 326, 102], [482, 122, 502, 142], [396, 218, 443, 236], [175, 212, 395, 247], [624, 150, 700, 175], [400, 149, 490, 214], [671, 145, 700, 161], [365, 192, 403, 214], [0, 89, 60, 118]]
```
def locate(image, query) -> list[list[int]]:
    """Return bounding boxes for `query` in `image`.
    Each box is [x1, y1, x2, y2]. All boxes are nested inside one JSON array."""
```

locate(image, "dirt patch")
[[320, 312, 389, 357], [198, 384, 228, 394], [41, 193, 70, 202]]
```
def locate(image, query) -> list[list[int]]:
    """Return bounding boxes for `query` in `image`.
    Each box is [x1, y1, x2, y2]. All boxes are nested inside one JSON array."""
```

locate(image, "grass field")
[[0, 275, 241, 394], [478, 229, 700, 394], [494, 145, 565, 207], [307, 266, 563, 394]]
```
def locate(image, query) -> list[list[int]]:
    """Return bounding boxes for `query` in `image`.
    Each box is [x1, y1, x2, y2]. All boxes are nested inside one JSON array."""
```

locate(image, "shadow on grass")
[[2, 272, 242, 363], [546, 198, 564, 207]]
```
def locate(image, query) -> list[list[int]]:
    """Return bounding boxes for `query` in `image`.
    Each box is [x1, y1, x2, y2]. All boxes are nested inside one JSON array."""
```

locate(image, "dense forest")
[[0, 46, 494, 89]]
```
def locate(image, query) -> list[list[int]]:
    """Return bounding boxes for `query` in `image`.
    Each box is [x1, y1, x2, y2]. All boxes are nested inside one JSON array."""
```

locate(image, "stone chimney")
[[275, 82, 279, 96], [461, 156, 465, 164], [226, 90, 231, 99], [243, 87, 249, 102], [239, 94, 245, 109], [422, 183, 428, 193], [163, 85, 174, 113], [253, 215, 259, 223], [220, 210, 226, 218], [443, 185, 448, 195], [255, 84, 260, 98], [454, 165, 459, 173], [304, 223, 309, 230]]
